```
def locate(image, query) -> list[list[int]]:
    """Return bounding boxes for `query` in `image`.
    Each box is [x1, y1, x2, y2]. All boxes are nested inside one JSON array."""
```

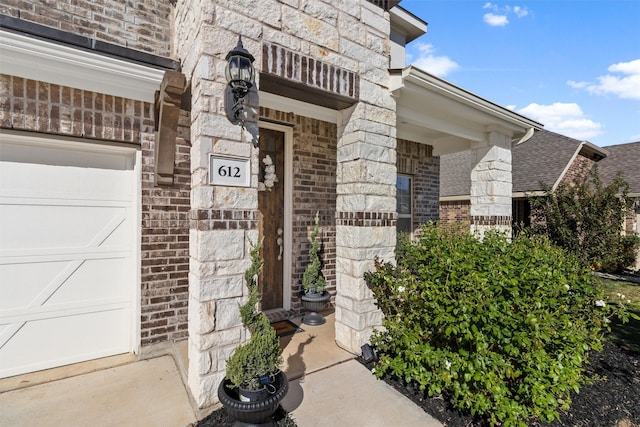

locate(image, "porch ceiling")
[[392, 66, 543, 156]]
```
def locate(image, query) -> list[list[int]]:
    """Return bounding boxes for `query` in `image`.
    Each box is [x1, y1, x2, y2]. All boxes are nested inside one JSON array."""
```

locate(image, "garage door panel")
[[1, 162, 134, 200], [0, 262, 69, 310], [0, 136, 137, 378], [0, 309, 131, 379], [45, 258, 131, 306], [1, 204, 130, 251]]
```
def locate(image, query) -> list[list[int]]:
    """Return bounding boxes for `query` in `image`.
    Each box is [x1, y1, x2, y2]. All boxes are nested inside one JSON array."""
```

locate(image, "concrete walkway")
[[0, 356, 196, 427], [0, 313, 442, 427]]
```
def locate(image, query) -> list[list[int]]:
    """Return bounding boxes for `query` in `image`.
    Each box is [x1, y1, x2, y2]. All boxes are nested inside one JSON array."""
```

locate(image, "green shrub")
[[365, 224, 628, 426], [529, 169, 640, 273], [302, 211, 326, 294], [226, 240, 283, 391]]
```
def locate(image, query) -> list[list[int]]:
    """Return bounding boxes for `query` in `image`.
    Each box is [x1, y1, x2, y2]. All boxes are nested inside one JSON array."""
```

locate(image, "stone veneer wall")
[[1, 0, 173, 57], [0, 74, 192, 347], [469, 131, 513, 235], [396, 139, 439, 229], [174, 0, 397, 407]]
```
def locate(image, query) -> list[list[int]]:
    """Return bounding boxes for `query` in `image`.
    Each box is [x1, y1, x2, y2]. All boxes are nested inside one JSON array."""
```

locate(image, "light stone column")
[[469, 128, 513, 237], [174, 8, 262, 406], [334, 102, 397, 354]]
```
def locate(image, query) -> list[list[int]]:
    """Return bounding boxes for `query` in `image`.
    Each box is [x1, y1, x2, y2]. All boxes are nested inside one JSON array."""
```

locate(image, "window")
[[396, 175, 412, 233]]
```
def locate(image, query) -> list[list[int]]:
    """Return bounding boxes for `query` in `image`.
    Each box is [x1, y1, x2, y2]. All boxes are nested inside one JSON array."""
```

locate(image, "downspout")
[[512, 127, 535, 146]]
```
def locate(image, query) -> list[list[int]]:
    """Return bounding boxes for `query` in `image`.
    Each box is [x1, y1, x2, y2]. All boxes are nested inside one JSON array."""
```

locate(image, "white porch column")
[[175, 4, 261, 407], [469, 127, 513, 236], [334, 101, 397, 354]]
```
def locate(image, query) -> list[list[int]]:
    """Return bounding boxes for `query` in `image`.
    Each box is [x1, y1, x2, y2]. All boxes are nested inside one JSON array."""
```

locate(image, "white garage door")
[[0, 133, 138, 378]]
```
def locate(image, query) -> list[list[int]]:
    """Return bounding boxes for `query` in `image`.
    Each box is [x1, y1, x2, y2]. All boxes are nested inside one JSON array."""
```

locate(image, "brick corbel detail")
[[154, 70, 186, 186], [260, 42, 359, 109]]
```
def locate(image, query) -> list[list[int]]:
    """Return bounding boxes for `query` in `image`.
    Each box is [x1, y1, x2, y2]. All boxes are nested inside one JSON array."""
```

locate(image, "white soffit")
[[0, 30, 164, 103], [394, 66, 543, 135], [259, 91, 338, 124]]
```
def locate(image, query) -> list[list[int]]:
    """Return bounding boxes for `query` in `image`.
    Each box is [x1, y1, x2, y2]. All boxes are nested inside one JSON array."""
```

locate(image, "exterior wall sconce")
[[224, 36, 255, 125]]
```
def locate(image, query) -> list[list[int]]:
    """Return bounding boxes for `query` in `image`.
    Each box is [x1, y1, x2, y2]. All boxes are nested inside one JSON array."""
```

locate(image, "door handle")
[[277, 227, 283, 260]]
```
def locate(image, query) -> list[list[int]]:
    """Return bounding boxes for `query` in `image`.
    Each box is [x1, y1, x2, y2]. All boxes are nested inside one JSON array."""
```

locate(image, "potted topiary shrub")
[[300, 211, 331, 325], [217, 240, 288, 426]]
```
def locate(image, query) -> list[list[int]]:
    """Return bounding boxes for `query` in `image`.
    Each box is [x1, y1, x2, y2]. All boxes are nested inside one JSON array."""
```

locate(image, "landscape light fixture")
[[224, 36, 255, 125]]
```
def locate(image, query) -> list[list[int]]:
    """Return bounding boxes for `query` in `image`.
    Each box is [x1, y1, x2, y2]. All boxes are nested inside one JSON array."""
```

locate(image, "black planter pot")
[[301, 290, 331, 325], [218, 371, 288, 427]]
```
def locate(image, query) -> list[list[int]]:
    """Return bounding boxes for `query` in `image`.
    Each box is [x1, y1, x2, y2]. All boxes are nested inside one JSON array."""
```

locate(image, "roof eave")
[[394, 66, 543, 134]]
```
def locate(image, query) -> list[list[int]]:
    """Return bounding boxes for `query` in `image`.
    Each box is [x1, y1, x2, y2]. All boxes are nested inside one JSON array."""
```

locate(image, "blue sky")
[[400, 0, 640, 147]]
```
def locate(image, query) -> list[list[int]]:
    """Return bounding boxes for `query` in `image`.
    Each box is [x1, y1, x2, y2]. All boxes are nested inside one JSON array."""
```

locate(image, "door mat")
[[271, 319, 304, 337]]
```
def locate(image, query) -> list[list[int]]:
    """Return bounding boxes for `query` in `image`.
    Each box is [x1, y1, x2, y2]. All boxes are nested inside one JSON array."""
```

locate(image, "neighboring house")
[[440, 131, 640, 270], [440, 130, 607, 228], [597, 141, 640, 269], [0, 0, 540, 407]]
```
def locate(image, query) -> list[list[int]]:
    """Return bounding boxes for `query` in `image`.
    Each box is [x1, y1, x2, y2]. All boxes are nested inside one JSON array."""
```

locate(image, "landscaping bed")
[[360, 340, 639, 426]]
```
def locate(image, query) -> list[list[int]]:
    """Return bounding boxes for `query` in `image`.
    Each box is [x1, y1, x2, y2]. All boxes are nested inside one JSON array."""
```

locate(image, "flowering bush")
[[365, 224, 630, 426]]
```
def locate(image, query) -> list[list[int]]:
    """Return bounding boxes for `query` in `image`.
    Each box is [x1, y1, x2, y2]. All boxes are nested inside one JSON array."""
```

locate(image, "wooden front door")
[[258, 128, 285, 311]]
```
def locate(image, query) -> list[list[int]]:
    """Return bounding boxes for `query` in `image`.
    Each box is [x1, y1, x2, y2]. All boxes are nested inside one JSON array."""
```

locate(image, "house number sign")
[[209, 155, 250, 187]]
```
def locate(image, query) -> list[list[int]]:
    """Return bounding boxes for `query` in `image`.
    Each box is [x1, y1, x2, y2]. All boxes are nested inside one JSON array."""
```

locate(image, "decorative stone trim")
[[336, 211, 397, 227], [262, 42, 359, 100], [470, 215, 512, 226], [189, 209, 258, 231]]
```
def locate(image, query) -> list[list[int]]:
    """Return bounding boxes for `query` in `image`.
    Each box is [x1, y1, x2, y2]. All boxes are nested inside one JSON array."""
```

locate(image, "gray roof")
[[511, 130, 589, 193], [440, 130, 600, 197], [596, 141, 640, 195]]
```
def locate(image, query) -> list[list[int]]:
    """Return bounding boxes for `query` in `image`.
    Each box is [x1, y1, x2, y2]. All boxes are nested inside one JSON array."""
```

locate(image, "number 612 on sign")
[[209, 155, 250, 187]]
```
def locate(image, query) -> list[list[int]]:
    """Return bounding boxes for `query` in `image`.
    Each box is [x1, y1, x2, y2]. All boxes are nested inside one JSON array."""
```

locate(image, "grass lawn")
[[595, 277, 640, 353]]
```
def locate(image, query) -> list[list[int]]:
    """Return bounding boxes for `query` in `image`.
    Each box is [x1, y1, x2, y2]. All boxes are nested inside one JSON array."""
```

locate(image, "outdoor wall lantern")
[[224, 36, 255, 126]]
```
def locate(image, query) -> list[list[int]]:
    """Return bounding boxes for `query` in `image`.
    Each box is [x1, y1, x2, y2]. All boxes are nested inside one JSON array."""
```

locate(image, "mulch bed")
[[195, 405, 296, 427], [360, 341, 640, 427], [196, 341, 638, 426]]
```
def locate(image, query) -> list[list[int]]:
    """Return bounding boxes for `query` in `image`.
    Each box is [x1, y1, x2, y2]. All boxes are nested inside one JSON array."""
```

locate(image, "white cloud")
[[513, 6, 529, 18], [517, 102, 603, 140], [567, 80, 589, 89], [482, 4, 529, 26], [568, 59, 640, 100], [411, 43, 460, 78], [484, 13, 509, 26]]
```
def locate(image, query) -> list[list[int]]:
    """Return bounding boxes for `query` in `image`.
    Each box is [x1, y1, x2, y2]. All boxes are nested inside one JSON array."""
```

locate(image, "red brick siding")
[[560, 153, 595, 186], [396, 139, 439, 230], [1, 0, 173, 57], [0, 75, 154, 141], [140, 111, 191, 346], [439, 200, 471, 227], [1, 74, 191, 347], [260, 107, 337, 314]]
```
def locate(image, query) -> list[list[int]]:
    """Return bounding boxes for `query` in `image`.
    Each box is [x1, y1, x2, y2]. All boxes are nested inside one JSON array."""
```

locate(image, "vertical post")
[[334, 102, 397, 354], [469, 128, 513, 237]]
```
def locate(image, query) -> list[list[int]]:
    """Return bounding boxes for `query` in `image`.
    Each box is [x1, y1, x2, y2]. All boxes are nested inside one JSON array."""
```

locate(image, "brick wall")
[[0, 74, 154, 141], [439, 200, 471, 226], [260, 107, 337, 313], [140, 111, 191, 346], [0, 74, 191, 347], [397, 139, 439, 229], [561, 153, 595, 186], [1, 0, 173, 57]]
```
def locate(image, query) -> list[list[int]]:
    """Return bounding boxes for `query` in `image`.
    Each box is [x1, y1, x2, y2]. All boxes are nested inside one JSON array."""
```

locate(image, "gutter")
[[394, 66, 544, 132]]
